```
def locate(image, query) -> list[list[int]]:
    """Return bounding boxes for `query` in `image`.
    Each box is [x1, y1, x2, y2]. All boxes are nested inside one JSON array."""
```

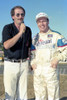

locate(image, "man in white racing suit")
[[31, 12, 67, 100]]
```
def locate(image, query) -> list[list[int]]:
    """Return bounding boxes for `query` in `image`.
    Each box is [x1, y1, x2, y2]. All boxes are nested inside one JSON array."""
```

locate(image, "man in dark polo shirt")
[[2, 6, 32, 100]]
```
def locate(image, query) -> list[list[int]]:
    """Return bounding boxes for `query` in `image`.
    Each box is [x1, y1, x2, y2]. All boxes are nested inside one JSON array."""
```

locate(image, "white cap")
[[36, 12, 49, 21]]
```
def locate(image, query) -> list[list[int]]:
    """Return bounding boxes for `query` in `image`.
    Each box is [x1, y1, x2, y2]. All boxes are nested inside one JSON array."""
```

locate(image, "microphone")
[[21, 21, 25, 38], [22, 21, 24, 23], [22, 21, 26, 33]]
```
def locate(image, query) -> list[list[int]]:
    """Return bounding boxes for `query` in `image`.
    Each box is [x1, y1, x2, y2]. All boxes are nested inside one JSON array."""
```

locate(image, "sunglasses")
[[16, 13, 25, 17]]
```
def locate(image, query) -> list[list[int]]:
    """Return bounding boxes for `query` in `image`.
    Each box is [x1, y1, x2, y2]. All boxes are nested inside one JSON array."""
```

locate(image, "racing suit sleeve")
[[30, 44, 36, 65], [30, 33, 39, 65], [53, 35, 67, 61], [30, 34, 37, 66]]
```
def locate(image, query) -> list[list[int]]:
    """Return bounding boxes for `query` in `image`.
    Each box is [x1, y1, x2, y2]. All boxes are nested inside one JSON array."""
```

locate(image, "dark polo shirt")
[[2, 23, 32, 59]]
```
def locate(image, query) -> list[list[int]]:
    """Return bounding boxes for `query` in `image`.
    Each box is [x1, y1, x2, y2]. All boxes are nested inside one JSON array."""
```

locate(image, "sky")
[[0, 0, 67, 42]]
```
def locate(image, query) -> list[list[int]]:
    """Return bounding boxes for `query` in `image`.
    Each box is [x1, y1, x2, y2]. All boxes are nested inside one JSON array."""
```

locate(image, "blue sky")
[[0, 0, 67, 42]]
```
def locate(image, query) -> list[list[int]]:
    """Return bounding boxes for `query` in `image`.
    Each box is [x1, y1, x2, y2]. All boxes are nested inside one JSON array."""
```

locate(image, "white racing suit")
[[31, 29, 67, 100]]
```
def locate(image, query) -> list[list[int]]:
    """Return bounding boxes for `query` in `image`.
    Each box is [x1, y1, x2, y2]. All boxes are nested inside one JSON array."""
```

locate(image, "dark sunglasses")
[[16, 13, 25, 17]]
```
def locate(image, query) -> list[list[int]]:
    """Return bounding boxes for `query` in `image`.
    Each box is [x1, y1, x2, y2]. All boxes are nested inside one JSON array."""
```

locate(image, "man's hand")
[[51, 58, 59, 68], [31, 64, 37, 70]]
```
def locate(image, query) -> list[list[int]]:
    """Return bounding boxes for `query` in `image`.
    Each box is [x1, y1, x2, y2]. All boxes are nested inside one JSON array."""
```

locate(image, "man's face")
[[37, 17, 49, 33], [12, 8, 25, 25]]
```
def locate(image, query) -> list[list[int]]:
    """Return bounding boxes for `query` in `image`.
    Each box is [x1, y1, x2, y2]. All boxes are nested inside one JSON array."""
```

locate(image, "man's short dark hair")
[[11, 6, 25, 17]]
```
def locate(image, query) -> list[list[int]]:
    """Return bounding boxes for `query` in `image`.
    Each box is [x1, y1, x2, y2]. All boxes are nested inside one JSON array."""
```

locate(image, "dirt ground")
[[0, 74, 67, 100]]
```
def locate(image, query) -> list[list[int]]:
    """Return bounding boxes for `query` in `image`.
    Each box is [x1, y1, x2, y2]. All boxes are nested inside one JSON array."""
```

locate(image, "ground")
[[0, 74, 67, 100]]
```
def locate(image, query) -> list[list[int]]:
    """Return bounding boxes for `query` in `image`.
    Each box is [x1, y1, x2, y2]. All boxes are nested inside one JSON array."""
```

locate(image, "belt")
[[4, 58, 27, 62]]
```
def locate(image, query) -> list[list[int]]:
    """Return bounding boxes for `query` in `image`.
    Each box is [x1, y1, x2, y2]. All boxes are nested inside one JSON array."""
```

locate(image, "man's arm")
[[51, 36, 67, 68], [3, 23, 25, 49]]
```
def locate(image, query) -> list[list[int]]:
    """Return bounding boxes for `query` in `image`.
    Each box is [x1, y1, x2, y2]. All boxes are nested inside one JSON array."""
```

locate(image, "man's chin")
[[16, 21, 23, 25], [40, 29, 45, 32], [18, 20, 23, 23]]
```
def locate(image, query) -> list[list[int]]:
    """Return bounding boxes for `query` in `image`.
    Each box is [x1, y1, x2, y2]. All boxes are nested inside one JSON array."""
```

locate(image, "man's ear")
[[48, 20, 49, 24], [12, 16, 14, 20]]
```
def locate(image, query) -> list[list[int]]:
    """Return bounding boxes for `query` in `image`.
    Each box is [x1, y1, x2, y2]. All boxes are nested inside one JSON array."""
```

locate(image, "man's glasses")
[[16, 13, 25, 17]]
